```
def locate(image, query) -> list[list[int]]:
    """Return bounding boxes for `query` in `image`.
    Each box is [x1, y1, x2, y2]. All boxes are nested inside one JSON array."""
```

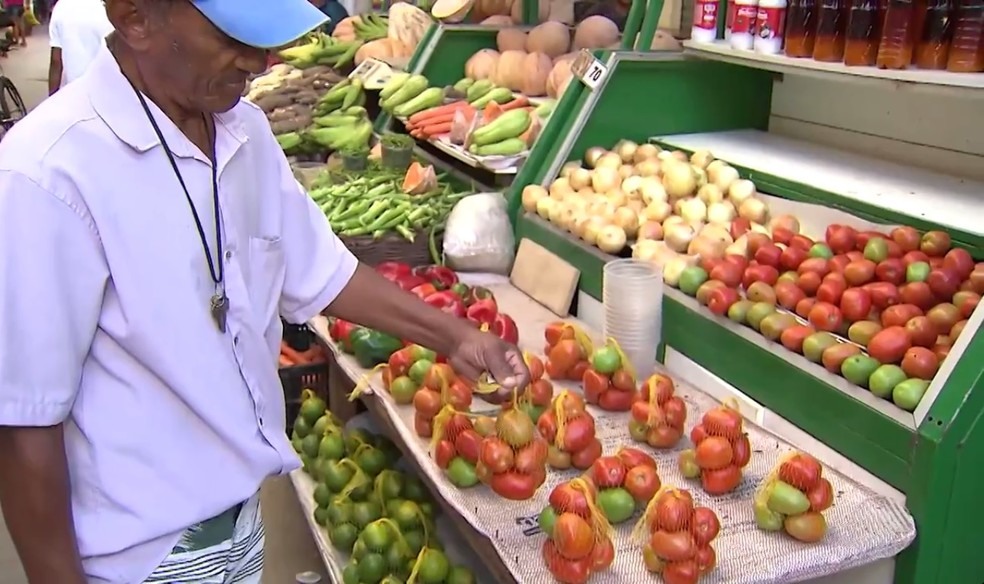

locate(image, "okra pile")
[[309, 171, 471, 241]]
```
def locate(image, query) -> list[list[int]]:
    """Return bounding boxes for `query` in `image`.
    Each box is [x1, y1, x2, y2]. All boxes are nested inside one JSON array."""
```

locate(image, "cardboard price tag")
[[570, 49, 608, 90], [348, 58, 398, 91]]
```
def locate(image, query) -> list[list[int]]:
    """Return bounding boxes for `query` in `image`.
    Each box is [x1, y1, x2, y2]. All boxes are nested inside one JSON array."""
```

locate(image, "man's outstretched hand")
[[448, 328, 530, 404]]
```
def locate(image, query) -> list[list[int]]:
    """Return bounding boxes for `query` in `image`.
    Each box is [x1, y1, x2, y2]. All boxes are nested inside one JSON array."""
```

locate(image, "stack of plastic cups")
[[603, 259, 664, 378]]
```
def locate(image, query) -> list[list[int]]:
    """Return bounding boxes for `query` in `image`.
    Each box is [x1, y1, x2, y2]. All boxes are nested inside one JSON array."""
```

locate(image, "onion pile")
[[519, 144, 774, 268]]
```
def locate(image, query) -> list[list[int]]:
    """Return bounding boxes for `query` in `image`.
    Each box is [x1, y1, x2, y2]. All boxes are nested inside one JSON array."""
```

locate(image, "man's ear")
[[104, 0, 158, 51]]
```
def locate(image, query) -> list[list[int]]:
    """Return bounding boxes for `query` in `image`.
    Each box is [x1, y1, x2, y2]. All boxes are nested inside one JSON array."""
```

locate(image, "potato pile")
[[246, 64, 344, 135]]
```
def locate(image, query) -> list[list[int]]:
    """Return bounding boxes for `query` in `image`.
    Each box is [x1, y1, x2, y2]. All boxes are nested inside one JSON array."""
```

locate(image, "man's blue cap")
[[192, 0, 329, 49]]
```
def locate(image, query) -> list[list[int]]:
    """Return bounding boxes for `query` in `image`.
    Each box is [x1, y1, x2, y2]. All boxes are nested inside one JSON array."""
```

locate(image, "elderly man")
[[0, 0, 528, 583]]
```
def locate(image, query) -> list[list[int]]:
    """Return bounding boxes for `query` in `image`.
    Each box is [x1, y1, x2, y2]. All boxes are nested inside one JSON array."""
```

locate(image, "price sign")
[[348, 59, 379, 82], [349, 58, 398, 90], [570, 49, 608, 90]]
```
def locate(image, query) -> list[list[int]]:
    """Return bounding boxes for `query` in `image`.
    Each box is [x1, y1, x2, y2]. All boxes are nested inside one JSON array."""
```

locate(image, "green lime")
[[375, 470, 405, 500], [401, 477, 428, 502], [313, 506, 330, 526], [393, 500, 422, 531], [341, 562, 359, 584], [380, 576, 406, 584], [355, 446, 388, 477], [322, 461, 355, 493], [318, 431, 345, 460], [293, 415, 313, 438], [352, 501, 383, 529], [313, 483, 333, 508], [327, 499, 353, 526], [358, 552, 388, 584], [417, 501, 435, 518], [361, 520, 394, 552], [416, 548, 450, 584], [301, 434, 321, 459], [345, 427, 375, 455], [447, 565, 476, 584], [347, 480, 371, 501], [299, 395, 326, 425], [290, 433, 303, 453], [385, 539, 412, 571], [403, 529, 425, 554], [329, 522, 359, 553], [351, 538, 368, 560], [300, 455, 314, 475], [385, 497, 407, 518], [312, 414, 333, 437]]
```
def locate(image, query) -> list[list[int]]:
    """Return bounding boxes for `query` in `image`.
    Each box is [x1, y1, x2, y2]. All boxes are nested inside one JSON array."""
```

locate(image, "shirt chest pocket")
[[246, 236, 286, 325]]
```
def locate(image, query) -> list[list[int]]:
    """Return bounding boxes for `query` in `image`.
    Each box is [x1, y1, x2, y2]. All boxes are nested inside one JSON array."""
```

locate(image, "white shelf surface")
[[654, 129, 984, 237], [683, 40, 984, 92]]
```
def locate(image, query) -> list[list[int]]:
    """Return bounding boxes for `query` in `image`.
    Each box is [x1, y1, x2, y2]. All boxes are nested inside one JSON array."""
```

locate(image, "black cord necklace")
[[125, 78, 229, 333]]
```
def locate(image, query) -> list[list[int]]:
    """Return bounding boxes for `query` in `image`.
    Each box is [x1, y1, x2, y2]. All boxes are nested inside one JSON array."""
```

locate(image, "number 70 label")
[[571, 49, 609, 90]]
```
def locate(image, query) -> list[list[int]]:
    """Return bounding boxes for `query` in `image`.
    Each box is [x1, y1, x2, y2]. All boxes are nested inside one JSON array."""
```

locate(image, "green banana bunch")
[[277, 33, 334, 69], [314, 40, 364, 69], [353, 14, 389, 41], [314, 79, 366, 116]]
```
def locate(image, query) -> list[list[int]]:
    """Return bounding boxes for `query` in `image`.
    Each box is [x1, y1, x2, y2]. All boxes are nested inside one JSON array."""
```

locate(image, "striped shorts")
[[143, 493, 264, 584]]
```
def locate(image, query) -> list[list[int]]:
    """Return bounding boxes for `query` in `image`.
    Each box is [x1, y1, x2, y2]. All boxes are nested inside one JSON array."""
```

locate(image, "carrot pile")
[[404, 96, 533, 140], [280, 341, 328, 368]]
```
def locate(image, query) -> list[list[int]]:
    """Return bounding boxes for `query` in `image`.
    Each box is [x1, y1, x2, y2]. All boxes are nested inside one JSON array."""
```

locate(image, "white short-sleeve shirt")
[[0, 46, 358, 583], [48, 0, 113, 86]]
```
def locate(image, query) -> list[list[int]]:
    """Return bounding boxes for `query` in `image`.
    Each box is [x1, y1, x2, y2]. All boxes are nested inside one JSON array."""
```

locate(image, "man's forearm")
[[0, 425, 87, 584], [326, 264, 477, 356], [48, 69, 60, 95]]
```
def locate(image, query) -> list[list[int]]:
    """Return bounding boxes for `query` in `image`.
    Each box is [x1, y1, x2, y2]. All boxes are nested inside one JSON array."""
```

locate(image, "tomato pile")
[[544, 321, 594, 380], [678, 219, 982, 412], [476, 404, 549, 500], [537, 391, 603, 471], [754, 452, 833, 543], [538, 479, 616, 584], [678, 401, 751, 495], [402, 361, 471, 438], [513, 352, 555, 424], [582, 338, 638, 411], [430, 406, 484, 489], [629, 373, 688, 449], [381, 344, 439, 405], [639, 488, 721, 584], [584, 448, 661, 524]]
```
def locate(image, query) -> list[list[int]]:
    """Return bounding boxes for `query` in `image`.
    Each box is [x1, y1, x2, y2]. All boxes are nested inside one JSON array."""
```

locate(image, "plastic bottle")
[[844, 0, 883, 65], [727, 0, 738, 38], [876, 0, 918, 68], [813, 0, 850, 60], [785, 0, 820, 56], [915, 0, 954, 68], [731, 0, 761, 48], [946, 0, 984, 71], [692, 0, 721, 43], [755, 0, 789, 52]]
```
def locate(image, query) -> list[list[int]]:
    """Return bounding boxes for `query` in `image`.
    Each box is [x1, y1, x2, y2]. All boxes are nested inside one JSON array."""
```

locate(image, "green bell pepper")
[[350, 329, 404, 368]]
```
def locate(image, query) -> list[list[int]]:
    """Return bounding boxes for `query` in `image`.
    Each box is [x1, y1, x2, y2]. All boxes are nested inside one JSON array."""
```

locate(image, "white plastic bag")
[[443, 192, 515, 274]]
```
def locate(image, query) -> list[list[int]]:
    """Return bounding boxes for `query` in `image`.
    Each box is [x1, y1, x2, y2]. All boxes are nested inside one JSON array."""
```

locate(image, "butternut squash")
[[464, 49, 500, 80], [496, 28, 528, 51], [519, 52, 552, 97], [573, 15, 619, 50], [492, 50, 527, 90], [526, 21, 570, 58]]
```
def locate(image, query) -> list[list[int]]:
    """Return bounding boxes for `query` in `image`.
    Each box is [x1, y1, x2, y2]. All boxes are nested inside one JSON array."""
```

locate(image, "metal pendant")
[[210, 293, 229, 333]]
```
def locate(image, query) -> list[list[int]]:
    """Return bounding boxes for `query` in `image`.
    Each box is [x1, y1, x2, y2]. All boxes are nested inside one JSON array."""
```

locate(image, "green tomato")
[[446, 457, 479, 488], [327, 498, 354, 526], [408, 344, 437, 363], [330, 522, 359, 553], [344, 427, 374, 455], [401, 476, 428, 502], [809, 243, 833, 259], [416, 548, 450, 584], [389, 375, 419, 405], [906, 261, 931, 283], [754, 499, 784, 532], [393, 500, 423, 531], [868, 364, 907, 399], [313, 506, 330, 526], [863, 238, 888, 263], [299, 395, 327, 425], [840, 354, 881, 388], [352, 501, 383, 530], [293, 415, 313, 439], [403, 529, 425, 555], [313, 482, 333, 508], [355, 446, 388, 477], [375, 470, 405, 500], [322, 460, 355, 493], [408, 359, 434, 385], [447, 565, 476, 584], [537, 506, 557, 537], [766, 481, 811, 515], [318, 430, 346, 460], [312, 414, 333, 437], [628, 418, 648, 442], [678, 266, 709, 296], [341, 562, 360, 584], [727, 299, 753, 324], [597, 487, 636, 524], [591, 345, 621, 374], [893, 378, 930, 411], [358, 552, 388, 584], [361, 520, 394, 552], [301, 433, 321, 459]]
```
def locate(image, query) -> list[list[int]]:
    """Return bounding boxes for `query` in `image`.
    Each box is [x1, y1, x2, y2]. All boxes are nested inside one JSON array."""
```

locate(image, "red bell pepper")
[[410, 283, 439, 300], [376, 261, 412, 282], [466, 297, 498, 326], [424, 290, 466, 318], [491, 313, 519, 345], [463, 286, 495, 307], [394, 274, 429, 292], [412, 265, 459, 290], [329, 319, 362, 353]]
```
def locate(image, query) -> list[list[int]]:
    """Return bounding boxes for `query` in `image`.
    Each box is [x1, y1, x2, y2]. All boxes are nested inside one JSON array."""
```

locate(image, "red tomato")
[[902, 347, 940, 380], [829, 254, 851, 274], [707, 286, 741, 316], [899, 282, 936, 310], [701, 465, 742, 495], [571, 438, 603, 470], [663, 396, 688, 429], [724, 253, 749, 272], [413, 412, 433, 438], [549, 340, 583, 377], [598, 388, 635, 411], [554, 512, 594, 560], [542, 540, 592, 584], [529, 379, 554, 407], [920, 230, 951, 257], [742, 264, 780, 288], [695, 436, 734, 470], [570, 360, 591, 381], [816, 277, 847, 305], [826, 224, 858, 254], [537, 410, 558, 443], [772, 227, 795, 245], [789, 234, 815, 251], [691, 507, 721, 546], [863, 281, 902, 310], [927, 268, 961, 301], [611, 369, 636, 391], [840, 287, 873, 322], [702, 406, 744, 439], [650, 530, 697, 563], [616, 447, 657, 470], [943, 248, 975, 279], [775, 281, 807, 310], [641, 373, 675, 404], [489, 471, 538, 500], [905, 316, 937, 347], [664, 559, 700, 584], [731, 433, 752, 467], [754, 244, 783, 269], [795, 297, 818, 319], [875, 258, 906, 285], [798, 257, 832, 277], [480, 436, 515, 474], [881, 304, 924, 328], [867, 326, 912, 364], [514, 439, 547, 474], [891, 226, 921, 253], [589, 456, 627, 488], [434, 439, 455, 469], [903, 250, 931, 266], [780, 324, 815, 353], [549, 482, 593, 516], [822, 343, 861, 373], [653, 489, 695, 532], [581, 369, 609, 405], [844, 259, 877, 286], [780, 246, 809, 272], [807, 477, 834, 512], [798, 271, 822, 297], [590, 538, 615, 571], [544, 322, 576, 346], [709, 262, 741, 288], [646, 424, 682, 449], [778, 452, 822, 491], [526, 353, 546, 382], [454, 429, 483, 464], [631, 400, 652, 424], [695, 546, 717, 574], [846, 250, 865, 262], [562, 415, 596, 453], [624, 464, 661, 503], [690, 423, 708, 446], [808, 302, 844, 332]]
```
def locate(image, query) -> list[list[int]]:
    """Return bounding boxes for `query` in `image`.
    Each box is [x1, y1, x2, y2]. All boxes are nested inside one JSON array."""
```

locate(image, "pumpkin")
[[573, 15, 619, 50], [472, 0, 513, 20], [493, 50, 528, 90], [481, 15, 514, 25], [497, 28, 528, 51], [403, 162, 438, 195], [526, 21, 570, 58], [465, 49, 500, 80], [332, 16, 359, 42], [546, 58, 574, 98], [553, 51, 578, 64], [510, 0, 550, 23], [389, 3, 432, 51], [519, 52, 552, 96], [355, 38, 398, 66]]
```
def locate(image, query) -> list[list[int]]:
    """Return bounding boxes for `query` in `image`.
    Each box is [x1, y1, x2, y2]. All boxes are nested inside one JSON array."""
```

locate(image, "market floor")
[[0, 27, 328, 584]]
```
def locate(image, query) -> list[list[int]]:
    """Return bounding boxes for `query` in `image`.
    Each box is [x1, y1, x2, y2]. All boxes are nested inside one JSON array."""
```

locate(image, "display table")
[[300, 276, 915, 583]]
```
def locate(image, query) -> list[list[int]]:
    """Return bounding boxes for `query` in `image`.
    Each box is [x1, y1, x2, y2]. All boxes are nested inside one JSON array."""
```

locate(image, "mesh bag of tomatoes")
[[544, 321, 594, 381], [405, 362, 473, 438], [582, 338, 639, 411], [636, 487, 721, 584], [677, 400, 751, 496], [754, 452, 834, 544], [537, 478, 616, 584], [510, 352, 554, 424], [582, 447, 662, 525], [430, 405, 485, 489], [378, 344, 442, 405], [629, 373, 688, 449], [475, 404, 549, 500], [537, 390, 603, 471]]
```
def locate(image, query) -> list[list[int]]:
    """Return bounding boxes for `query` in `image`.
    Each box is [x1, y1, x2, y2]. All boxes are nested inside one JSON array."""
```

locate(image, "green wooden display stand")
[[507, 51, 984, 584]]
